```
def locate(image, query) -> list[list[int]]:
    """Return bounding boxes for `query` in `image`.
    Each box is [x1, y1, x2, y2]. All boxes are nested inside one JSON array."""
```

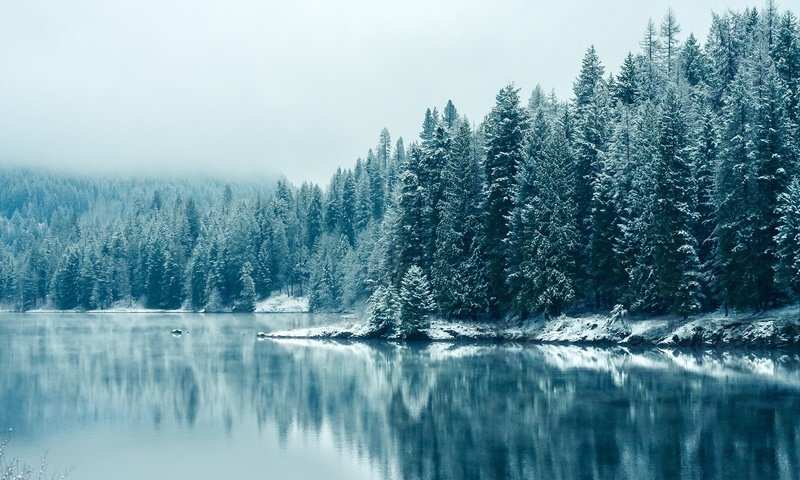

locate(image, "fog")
[[0, 0, 769, 185]]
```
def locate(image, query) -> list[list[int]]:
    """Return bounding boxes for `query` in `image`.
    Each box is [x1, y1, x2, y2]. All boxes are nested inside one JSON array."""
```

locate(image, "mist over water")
[[2, 313, 800, 480]]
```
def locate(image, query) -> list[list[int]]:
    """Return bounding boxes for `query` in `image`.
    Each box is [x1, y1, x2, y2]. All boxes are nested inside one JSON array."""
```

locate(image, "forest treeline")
[[1, 4, 800, 320]]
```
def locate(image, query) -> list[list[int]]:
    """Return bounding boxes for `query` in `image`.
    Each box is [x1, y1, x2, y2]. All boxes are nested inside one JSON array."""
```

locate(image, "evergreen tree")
[[660, 8, 682, 81], [390, 163, 425, 284], [186, 241, 210, 309], [376, 128, 392, 168], [161, 248, 183, 309], [432, 120, 488, 318], [483, 84, 528, 311], [615, 53, 640, 105], [574, 46, 606, 108], [443, 100, 459, 129], [653, 88, 702, 319], [305, 186, 324, 249], [366, 284, 398, 336], [341, 172, 357, 244], [589, 153, 624, 308], [507, 110, 549, 306], [618, 101, 661, 312], [775, 178, 800, 298], [515, 123, 578, 318], [772, 12, 800, 126], [398, 266, 436, 338], [77, 250, 95, 309], [681, 33, 707, 87], [640, 18, 664, 98], [573, 57, 611, 299], [716, 41, 794, 311], [420, 108, 438, 144], [91, 256, 114, 309], [235, 261, 256, 312]]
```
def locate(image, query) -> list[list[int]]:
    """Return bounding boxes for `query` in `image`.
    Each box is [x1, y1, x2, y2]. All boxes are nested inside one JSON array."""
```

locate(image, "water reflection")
[[1, 313, 800, 479]]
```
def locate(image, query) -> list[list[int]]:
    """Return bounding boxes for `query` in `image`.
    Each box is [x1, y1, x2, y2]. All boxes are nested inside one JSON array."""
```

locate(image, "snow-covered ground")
[[24, 301, 187, 313], [266, 305, 800, 347], [255, 294, 310, 313], [9, 294, 311, 314]]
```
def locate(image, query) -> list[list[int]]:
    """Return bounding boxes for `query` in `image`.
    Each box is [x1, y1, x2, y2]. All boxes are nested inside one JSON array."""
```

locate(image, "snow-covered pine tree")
[[660, 8, 682, 82], [507, 109, 549, 309], [618, 101, 661, 312], [366, 284, 398, 336], [653, 88, 702, 319], [705, 12, 745, 110], [420, 122, 452, 273], [432, 120, 488, 318], [186, 240, 210, 309], [235, 261, 256, 313], [775, 178, 800, 299], [376, 127, 392, 169], [366, 146, 386, 221], [573, 50, 611, 302], [589, 150, 624, 309], [161, 248, 183, 309], [514, 120, 578, 318], [482, 84, 529, 312], [390, 161, 425, 285], [615, 53, 640, 105], [692, 105, 720, 310], [772, 11, 800, 127], [341, 171, 357, 245], [398, 265, 436, 338], [442, 100, 459, 130], [354, 170, 373, 231], [640, 18, 664, 99], [716, 39, 794, 311]]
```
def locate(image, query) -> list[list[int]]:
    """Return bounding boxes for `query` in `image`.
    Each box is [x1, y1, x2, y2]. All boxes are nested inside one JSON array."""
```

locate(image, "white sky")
[[0, 0, 790, 185]]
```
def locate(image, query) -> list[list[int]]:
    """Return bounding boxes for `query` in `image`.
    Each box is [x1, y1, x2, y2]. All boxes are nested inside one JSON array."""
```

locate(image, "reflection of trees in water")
[[2, 317, 800, 479]]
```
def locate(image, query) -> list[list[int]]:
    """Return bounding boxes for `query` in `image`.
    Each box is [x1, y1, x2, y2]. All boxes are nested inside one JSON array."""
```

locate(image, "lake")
[[1, 313, 799, 479]]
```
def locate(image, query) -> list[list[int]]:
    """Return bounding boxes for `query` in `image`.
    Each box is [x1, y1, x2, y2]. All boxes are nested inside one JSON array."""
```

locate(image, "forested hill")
[[2, 4, 800, 321]]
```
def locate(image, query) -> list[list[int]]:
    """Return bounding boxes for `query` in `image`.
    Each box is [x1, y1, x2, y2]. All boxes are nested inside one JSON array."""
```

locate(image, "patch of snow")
[[255, 294, 310, 313]]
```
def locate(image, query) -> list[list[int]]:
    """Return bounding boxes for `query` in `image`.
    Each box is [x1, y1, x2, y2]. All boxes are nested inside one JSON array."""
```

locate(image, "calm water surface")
[[1, 313, 800, 479]]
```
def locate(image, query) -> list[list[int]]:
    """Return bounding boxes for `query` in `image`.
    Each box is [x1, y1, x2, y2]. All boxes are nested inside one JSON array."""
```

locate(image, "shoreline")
[[3, 305, 799, 348], [0, 294, 312, 315], [265, 306, 800, 348]]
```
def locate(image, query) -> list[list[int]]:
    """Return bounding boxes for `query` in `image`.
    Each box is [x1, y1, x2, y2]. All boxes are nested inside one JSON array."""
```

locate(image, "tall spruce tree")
[[716, 40, 794, 311], [482, 84, 529, 312], [514, 122, 578, 318], [398, 265, 436, 338], [653, 88, 702, 318], [775, 178, 800, 299], [432, 120, 488, 318]]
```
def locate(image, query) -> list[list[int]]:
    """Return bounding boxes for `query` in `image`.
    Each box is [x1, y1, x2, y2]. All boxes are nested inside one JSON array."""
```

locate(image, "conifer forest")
[[2, 4, 800, 324]]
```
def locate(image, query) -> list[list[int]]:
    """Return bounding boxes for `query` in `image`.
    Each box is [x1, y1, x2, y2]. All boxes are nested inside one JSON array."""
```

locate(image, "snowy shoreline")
[[266, 305, 800, 348], [0, 294, 311, 314]]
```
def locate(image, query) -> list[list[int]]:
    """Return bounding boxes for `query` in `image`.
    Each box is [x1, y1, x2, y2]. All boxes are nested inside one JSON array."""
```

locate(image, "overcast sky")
[[0, 0, 783, 185]]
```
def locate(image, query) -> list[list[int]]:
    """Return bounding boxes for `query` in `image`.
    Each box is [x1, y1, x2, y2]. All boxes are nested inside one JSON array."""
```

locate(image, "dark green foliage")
[[776, 178, 800, 297], [681, 33, 707, 86], [615, 53, 640, 105], [398, 266, 436, 338], [483, 84, 528, 311], [432, 120, 488, 318], [512, 123, 578, 317], [235, 262, 256, 312], [653, 89, 702, 318], [366, 284, 398, 336]]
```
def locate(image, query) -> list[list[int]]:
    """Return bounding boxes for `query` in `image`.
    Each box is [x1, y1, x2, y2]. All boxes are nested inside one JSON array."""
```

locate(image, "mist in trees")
[[1, 3, 799, 322]]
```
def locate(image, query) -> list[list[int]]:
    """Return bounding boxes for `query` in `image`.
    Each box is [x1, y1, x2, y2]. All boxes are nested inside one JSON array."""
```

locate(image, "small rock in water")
[[171, 329, 182, 336], [256, 331, 268, 340]]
